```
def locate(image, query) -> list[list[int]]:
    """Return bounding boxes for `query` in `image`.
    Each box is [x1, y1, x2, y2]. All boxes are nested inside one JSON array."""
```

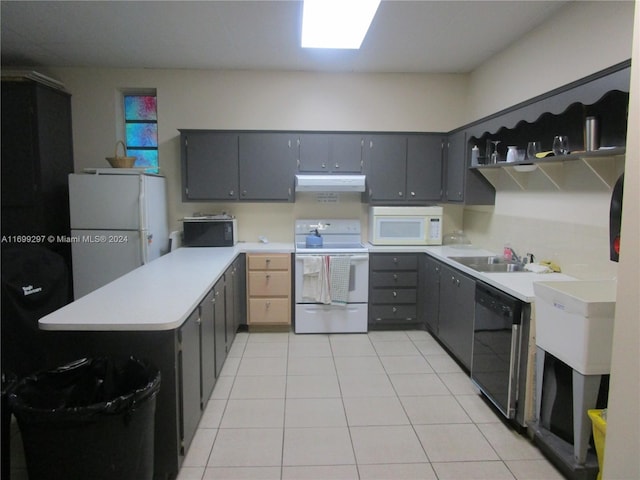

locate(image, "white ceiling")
[[1, 0, 568, 74]]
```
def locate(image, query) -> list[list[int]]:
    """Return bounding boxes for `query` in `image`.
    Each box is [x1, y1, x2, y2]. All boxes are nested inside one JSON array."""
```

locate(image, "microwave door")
[[377, 217, 426, 244]]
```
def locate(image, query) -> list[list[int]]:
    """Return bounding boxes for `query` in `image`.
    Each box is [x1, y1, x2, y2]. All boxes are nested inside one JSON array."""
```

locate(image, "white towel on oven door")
[[329, 256, 350, 306], [302, 255, 331, 304]]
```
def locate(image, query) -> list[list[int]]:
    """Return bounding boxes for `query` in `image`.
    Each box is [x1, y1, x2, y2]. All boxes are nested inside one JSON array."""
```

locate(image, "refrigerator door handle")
[[139, 176, 148, 264], [140, 230, 149, 264]]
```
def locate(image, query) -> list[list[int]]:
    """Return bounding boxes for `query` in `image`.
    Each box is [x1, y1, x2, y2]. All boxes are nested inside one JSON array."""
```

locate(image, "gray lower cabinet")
[[419, 254, 441, 335], [238, 132, 297, 201], [179, 309, 202, 456], [298, 133, 363, 173], [213, 279, 226, 378], [364, 133, 443, 204], [180, 130, 239, 201], [436, 262, 476, 370], [200, 289, 216, 404], [369, 253, 420, 329]]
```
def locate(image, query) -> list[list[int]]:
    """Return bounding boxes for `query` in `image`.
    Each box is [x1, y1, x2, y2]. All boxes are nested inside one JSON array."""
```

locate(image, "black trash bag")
[[7, 357, 161, 480]]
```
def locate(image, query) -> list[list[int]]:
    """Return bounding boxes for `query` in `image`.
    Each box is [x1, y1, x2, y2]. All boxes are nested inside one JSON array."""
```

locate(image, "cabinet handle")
[[393, 274, 398, 281], [229, 190, 234, 196], [456, 279, 460, 287], [335, 163, 339, 169], [392, 291, 397, 297], [451, 276, 456, 284], [321, 163, 326, 169], [392, 307, 397, 313], [393, 257, 398, 263], [410, 191, 416, 197], [398, 191, 403, 197], [266, 301, 271, 308], [197, 316, 202, 325], [265, 274, 271, 281], [242, 190, 247, 196]]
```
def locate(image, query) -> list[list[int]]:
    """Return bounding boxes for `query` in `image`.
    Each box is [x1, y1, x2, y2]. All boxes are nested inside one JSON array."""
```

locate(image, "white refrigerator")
[[68, 171, 169, 298]]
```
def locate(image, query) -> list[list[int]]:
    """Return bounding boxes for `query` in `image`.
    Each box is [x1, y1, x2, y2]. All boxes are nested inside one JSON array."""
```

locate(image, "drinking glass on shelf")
[[552, 136, 569, 156], [526, 141, 541, 160], [490, 140, 501, 164]]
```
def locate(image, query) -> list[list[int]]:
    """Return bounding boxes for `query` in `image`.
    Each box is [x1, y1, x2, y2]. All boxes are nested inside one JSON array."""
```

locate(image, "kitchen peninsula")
[[39, 242, 575, 479]]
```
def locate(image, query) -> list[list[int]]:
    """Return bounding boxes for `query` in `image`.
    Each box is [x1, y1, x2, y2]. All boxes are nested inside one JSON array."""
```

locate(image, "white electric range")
[[293, 219, 369, 333]]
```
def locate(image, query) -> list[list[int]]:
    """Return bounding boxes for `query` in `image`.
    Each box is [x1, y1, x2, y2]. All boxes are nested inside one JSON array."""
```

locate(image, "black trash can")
[[7, 357, 160, 480]]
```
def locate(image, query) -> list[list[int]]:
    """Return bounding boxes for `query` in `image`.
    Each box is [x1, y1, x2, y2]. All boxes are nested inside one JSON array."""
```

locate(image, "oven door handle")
[[507, 323, 521, 417], [348, 255, 369, 262]]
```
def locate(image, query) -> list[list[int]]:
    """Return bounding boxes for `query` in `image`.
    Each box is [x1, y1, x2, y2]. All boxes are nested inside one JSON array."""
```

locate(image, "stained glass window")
[[124, 94, 158, 173]]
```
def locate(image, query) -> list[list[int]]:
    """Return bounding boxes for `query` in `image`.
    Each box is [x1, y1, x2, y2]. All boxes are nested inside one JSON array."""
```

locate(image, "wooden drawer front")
[[370, 305, 418, 322], [249, 298, 290, 324], [370, 271, 418, 288], [370, 254, 417, 271], [248, 271, 290, 296], [371, 288, 416, 304], [248, 254, 289, 271]]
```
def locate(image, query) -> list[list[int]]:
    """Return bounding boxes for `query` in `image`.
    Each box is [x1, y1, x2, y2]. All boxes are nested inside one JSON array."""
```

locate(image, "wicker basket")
[[106, 141, 136, 168]]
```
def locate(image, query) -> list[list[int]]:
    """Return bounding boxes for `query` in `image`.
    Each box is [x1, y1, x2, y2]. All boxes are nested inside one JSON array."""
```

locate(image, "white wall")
[[461, 0, 635, 278], [467, 1, 635, 122], [51, 68, 468, 240], [601, 2, 640, 477], [463, 1, 638, 476]]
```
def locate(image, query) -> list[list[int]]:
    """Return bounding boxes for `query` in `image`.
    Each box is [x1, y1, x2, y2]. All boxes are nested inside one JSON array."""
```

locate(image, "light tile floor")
[[177, 330, 565, 480], [8, 330, 566, 480]]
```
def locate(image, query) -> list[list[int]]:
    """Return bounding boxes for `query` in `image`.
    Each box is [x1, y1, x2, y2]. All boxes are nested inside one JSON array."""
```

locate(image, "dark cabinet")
[[1, 79, 74, 292], [238, 132, 297, 201], [213, 278, 226, 378], [364, 135, 407, 202], [180, 130, 239, 201], [369, 253, 420, 329], [200, 289, 216, 403], [444, 130, 495, 205], [444, 130, 466, 202], [419, 254, 441, 335], [364, 133, 443, 204], [407, 134, 443, 202], [437, 262, 476, 370], [298, 133, 363, 172], [179, 309, 201, 455], [224, 255, 246, 349]]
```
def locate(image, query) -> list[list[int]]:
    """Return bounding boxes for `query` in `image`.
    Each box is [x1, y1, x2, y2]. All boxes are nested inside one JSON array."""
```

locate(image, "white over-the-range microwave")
[[369, 206, 443, 245]]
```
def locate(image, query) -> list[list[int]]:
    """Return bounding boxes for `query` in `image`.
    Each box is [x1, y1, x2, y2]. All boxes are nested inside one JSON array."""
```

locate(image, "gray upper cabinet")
[[180, 130, 239, 201], [298, 133, 363, 173], [365, 133, 443, 204], [407, 134, 444, 202], [364, 134, 407, 202], [444, 130, 495, 205], [238, 132, 297, 201], [444, 130, 466, 202]]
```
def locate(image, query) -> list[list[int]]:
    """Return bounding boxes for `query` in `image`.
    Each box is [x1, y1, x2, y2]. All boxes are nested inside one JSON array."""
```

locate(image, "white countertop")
[[39, 242, 294, 332], [369, 244, 576, 302], [40, 241, 573, 332]]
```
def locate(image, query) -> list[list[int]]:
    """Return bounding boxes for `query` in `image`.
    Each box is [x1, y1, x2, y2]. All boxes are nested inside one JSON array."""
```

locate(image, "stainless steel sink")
[[448, 256, 527, 273]]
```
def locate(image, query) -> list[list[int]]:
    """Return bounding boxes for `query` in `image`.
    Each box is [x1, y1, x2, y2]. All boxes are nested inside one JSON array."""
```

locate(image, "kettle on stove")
[[305, 229, 323, 248]]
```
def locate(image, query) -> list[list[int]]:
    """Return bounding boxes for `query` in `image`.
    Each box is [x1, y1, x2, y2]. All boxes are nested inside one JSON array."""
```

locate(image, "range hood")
[[295, 174, 366, 192]]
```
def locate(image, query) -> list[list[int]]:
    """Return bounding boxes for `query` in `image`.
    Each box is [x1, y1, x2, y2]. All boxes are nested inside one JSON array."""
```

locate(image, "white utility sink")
[[533, 280, 616, 375]]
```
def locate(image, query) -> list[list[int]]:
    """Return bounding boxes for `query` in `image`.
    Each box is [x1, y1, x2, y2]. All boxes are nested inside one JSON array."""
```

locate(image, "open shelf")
[[471, 147, 625, 191]]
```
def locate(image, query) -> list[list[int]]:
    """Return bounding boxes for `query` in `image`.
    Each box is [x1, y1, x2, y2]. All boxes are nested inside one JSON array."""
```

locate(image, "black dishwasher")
[[471, 282, 523, 419]]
